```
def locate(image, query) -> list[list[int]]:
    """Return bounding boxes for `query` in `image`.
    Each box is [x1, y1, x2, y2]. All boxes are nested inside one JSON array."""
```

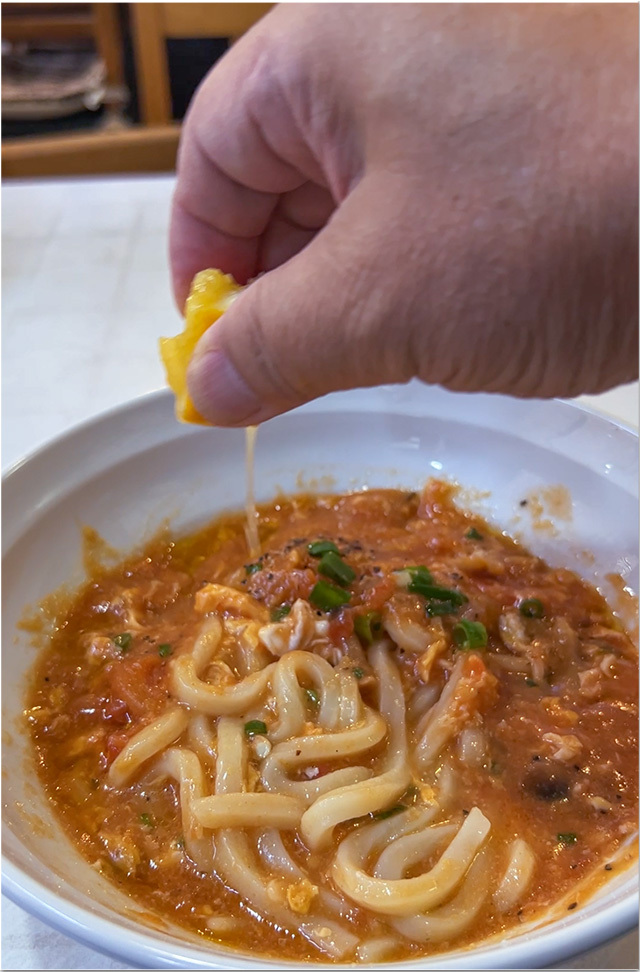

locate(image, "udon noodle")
[[26, 481, 638, 962]]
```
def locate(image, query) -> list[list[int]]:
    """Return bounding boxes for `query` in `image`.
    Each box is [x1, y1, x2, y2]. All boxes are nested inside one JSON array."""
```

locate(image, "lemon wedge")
[[159, 269, 243, 424]]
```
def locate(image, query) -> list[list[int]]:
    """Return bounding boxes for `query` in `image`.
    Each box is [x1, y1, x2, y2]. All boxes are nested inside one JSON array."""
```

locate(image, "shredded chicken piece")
[[258, 599, 329, 656], [99, 831, 140, 876], [111, 589, 146, 630], [195, 583, 268, 621], [542, 732, 582, 761], [582, 624, 634, 657], [203, 659, 236, 689], [498, 611, 578, 682], [588, 795, 615, 812], [82, 633, 119, 666], [456, 549, 506, 575], [416, 653, 498, 764], [578, 667, 604, 702], [540, 697, 578, 725], [286, 878, 319, 914]]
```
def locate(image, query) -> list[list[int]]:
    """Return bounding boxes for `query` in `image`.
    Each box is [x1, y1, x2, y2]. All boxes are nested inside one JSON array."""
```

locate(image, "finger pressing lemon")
[[159, 269, 243, 424]]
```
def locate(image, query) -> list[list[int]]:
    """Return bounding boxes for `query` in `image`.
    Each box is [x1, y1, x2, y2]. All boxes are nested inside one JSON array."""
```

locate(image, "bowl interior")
[[2, 382, 638, 970]]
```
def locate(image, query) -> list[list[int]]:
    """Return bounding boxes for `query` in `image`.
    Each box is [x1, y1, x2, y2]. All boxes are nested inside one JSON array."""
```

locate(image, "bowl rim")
[[2, 856, 638, 970], [2, 384, 638, 484], [3, 385, 638, 970]]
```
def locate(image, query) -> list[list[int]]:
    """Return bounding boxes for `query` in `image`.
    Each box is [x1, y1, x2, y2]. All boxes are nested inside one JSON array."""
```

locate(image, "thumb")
[[187, 181, 415, 427]]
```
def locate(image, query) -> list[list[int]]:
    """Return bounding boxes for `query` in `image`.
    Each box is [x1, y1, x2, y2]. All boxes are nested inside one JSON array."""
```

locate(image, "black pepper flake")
[[517, 909, 523, 917], [605, 864, 613, 871], [44, 677, 49, 682], [532, 755, 541, 761], [573, 764, 581, 771], [295, 750, 301, 756], [520, 499, 528, 507], [462, 809, 469, 816], [567, 902, 577, 911], [267, 573, 274, 580]]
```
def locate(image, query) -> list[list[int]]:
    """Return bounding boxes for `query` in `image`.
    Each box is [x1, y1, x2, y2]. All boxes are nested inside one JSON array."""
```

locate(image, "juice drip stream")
[[245, 425, 260, 559]]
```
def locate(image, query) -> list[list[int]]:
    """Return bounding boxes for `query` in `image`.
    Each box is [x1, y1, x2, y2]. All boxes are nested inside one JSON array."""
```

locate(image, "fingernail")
[[188, 348, 262, 425]]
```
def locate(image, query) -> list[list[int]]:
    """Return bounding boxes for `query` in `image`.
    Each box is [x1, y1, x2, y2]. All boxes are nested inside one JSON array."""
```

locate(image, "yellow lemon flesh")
[[159, 269, 243, 424]]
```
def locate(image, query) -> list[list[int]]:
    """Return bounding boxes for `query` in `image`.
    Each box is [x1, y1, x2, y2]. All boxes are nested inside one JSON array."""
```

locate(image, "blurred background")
[[1, 2, 273, 478], [2, 2, 272, 176]]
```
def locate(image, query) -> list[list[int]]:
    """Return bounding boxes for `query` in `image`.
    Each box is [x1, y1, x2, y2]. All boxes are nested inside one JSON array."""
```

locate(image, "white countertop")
[[2, 176, 638, 971]]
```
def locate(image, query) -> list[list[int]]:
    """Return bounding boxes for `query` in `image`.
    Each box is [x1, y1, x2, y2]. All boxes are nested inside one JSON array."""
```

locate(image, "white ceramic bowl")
[[3, 382, 638, 970]]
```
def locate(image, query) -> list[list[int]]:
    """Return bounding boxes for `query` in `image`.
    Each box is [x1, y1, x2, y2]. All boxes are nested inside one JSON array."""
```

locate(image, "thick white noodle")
[[108, 707, 189, 786], [392, 847, 492, 943], [171, 616, 276, 714], [193, 792, 303, 829], [332, 806, 491, 916], [152, 746, 214, 871], [493, 838, 537, 912], [300, 641, 411, 850], [212, 716, 359, 959]]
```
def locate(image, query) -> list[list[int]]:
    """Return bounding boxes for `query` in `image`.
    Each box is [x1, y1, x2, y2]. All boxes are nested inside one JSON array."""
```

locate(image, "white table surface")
[[2, 175, 638, 971]]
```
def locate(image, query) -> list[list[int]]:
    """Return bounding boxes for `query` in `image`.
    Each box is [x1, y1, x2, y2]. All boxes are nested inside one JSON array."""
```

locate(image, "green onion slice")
[[354, 611, 383, 646], [309, 580, 351, 611], [306, 688, 319, 705], [308, 540, 340, 557], [244, 719, 268, 737], [557, 832, 578, 844], [113, 632, 132, 652], [139, 812, 153, 827], [318, 550, 356, 586], [371, 804, 406, 820], [466, 527, 484, 540], [519, 597, 544, 618], [426, 599, 459, 617], [453, 619, 488, 650], [245, 562, 262, 575], [158, 643, 172, 657], [352, 667, 364, 679], [270, 604, 291, 622]]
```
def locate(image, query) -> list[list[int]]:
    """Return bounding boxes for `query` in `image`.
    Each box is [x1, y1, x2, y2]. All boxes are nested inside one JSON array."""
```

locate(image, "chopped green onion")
[[453, 619, 488, 651], [372, 805, 406, 820], [244, 719, 268, 737], [394, 565, 432, 588], [525, 677, 538, 687], [245, 562, 262, 575], [270, 604, 291, 622], [309, 580, 351, 611], [557, 832, 578, 845], [139, 812, 154, 828], [158, 643, 172, 657], [308, 540, 340, 557], [354, 611, 383, 646], [113, 632, 132, 652], [398, 567, 467, 607], [520, 598, 544, 618], [318, 550, 356, 586], [352, 667, 364, 679], [426, 599, 459, 617], [175, 835, 185, 849], [306, 688, 320, 705], [421, 584, 468, 606], [466, 527, 484, 540]]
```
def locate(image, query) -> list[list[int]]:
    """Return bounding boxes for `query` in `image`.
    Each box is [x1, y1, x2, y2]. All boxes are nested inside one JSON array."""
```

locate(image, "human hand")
[[170, 3, 638, 426]]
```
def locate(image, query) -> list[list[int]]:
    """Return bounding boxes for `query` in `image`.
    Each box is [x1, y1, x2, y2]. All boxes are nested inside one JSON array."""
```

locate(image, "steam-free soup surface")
[[27, 483, 638, 963]]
